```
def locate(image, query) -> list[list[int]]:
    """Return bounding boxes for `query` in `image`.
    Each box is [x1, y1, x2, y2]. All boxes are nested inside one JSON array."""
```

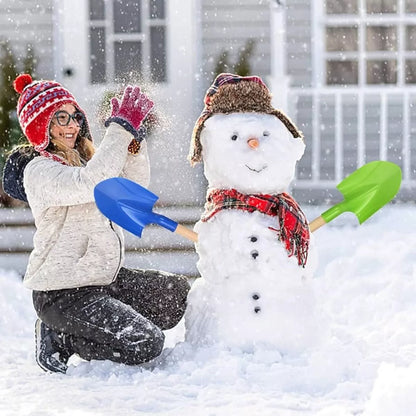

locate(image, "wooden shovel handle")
[[174, 215, 325, 243], [309, 215, 327, 232], [175, 224, 198, 242], [175, 216, 326, 242]]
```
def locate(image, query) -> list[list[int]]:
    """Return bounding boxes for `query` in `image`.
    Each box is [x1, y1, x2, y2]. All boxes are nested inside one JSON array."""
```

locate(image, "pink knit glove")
[[105, 86, 154, 139]]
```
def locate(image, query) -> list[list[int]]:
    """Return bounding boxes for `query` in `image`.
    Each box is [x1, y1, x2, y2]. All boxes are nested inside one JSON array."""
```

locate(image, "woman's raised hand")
[[110, 86, 154, 130]]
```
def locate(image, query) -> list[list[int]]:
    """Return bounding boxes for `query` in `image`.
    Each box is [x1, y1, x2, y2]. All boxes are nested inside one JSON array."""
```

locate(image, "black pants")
[[32, 267, 190, 365]]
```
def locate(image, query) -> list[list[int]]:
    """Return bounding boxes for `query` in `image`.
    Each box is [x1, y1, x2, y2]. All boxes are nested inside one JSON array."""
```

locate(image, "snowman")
[[185, 74, 322, 354]]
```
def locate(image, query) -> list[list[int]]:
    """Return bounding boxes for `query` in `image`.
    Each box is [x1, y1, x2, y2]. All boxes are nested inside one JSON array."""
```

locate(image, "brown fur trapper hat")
[[189, 73, 303, 165]]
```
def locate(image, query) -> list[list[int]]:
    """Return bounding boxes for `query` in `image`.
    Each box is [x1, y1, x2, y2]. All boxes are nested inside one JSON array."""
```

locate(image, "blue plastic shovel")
[[94, 177, 198, 242]]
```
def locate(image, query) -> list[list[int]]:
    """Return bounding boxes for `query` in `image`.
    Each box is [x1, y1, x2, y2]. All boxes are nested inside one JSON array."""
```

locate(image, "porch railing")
[[289, 87, 416, 200]]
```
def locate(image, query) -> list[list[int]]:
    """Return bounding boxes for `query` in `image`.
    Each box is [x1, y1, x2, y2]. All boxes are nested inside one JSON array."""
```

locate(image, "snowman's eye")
[[263, 131, 270, 137], [231, 134, 238, 141]]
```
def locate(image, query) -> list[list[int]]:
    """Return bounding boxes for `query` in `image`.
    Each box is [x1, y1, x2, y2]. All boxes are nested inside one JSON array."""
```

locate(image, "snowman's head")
[[200, 112, 305, 194], [189, 74, 305, 193]]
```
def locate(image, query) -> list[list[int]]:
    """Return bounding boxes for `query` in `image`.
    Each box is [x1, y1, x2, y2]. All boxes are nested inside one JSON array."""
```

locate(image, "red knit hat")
[[14, 74, 87, 151]]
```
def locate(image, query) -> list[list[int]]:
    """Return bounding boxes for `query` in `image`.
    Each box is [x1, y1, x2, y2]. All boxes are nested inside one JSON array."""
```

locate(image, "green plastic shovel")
[[309, 160, 402, 232]]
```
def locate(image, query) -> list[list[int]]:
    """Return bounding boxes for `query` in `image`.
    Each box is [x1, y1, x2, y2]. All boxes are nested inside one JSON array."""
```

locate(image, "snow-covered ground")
[[1, 204, 415, 416]]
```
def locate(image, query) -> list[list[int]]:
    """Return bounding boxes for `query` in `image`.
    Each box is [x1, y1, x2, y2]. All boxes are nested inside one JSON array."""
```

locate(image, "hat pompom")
[[14, 74, 33, 94]]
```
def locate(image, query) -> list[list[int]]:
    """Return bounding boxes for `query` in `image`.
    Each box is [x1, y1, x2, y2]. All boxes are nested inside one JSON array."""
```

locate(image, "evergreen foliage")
[[0, 40, 19, 161], [0, 40, 36, 207], [213, 39, 256, 78], [233, 39, 256, 77]]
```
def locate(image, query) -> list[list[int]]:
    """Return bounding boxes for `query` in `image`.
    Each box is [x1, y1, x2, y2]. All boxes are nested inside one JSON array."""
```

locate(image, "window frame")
[[316, 0, 416, 87], [88, 0, 167, 85]]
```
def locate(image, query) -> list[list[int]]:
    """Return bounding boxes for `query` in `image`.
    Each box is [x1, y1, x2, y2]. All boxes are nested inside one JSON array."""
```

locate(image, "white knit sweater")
[[23, 123, 150, 291]]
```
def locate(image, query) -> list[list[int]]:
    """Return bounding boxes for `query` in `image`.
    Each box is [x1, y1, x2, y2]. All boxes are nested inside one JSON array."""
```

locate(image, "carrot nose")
[[247, 137, 260, 149]]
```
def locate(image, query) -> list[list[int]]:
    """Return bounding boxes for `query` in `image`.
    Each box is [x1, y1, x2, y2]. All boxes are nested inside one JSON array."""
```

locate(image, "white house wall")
[[200, 0, 271, 90], [51, 0, 204, 206], [1, 0, 414, 203], [286, 0, 313, 87], [147, 0, 206, 206], [0, 0, 54, 78], [285, 1, 416, 202]]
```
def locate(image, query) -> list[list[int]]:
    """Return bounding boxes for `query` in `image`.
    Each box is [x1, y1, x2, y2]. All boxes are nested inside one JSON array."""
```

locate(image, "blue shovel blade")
[[94, 177, 178, 238]]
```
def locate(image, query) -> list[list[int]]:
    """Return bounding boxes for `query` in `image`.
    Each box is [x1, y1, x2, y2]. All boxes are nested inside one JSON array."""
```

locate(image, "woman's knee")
[[162, 275, 190, 328], [120, 325, 165, 365]]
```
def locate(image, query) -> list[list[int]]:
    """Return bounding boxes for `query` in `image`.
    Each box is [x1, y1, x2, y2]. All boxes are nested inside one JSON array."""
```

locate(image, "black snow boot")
[[35, 319, 73, 374]]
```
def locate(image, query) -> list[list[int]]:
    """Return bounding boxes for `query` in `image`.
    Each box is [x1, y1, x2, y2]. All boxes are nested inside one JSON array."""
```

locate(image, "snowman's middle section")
[[186, 208, 319, 352]]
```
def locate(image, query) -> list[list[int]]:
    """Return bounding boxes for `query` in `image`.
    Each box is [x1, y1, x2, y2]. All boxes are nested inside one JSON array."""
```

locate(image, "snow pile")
[[0, 205, 415, 415], [363, 362, 416, 416], [0, 269, 34, 337]]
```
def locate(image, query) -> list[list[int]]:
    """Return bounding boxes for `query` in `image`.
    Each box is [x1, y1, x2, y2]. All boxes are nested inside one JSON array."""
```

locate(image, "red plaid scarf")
[[202, 189, 310, 267]]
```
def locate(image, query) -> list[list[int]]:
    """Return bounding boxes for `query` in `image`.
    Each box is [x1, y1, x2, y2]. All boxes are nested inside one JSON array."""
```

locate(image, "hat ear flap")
[[271, 110, 303, 141], [189, 113, 210, 166], [290, 136, 306, 161]]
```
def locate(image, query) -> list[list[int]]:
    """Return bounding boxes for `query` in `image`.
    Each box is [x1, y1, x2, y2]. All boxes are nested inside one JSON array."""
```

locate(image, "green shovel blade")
[[321, 161, 402, 225]]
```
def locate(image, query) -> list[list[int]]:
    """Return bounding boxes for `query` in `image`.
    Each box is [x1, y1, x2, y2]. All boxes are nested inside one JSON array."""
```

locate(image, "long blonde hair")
[[49, 135, 95, 166]]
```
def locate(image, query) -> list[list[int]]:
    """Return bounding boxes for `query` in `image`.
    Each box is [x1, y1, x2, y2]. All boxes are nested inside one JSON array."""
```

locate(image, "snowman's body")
[[185, 113, 321, 354]]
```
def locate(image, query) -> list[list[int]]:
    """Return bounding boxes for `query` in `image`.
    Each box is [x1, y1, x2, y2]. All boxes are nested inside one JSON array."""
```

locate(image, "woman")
[[3, 74, 190, 374]]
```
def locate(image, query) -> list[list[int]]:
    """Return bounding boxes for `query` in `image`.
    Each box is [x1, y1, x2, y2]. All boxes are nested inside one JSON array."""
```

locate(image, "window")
[[89, 0, 167, 84], [324, 0, 416, 85]]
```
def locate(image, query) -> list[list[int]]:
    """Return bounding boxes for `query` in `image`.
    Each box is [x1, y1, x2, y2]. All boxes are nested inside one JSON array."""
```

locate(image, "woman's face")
[[49, 104, 81, 149]]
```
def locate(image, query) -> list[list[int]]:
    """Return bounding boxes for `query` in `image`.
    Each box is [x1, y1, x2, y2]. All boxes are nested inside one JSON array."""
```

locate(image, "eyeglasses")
[[53, 111, 85, 126]]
